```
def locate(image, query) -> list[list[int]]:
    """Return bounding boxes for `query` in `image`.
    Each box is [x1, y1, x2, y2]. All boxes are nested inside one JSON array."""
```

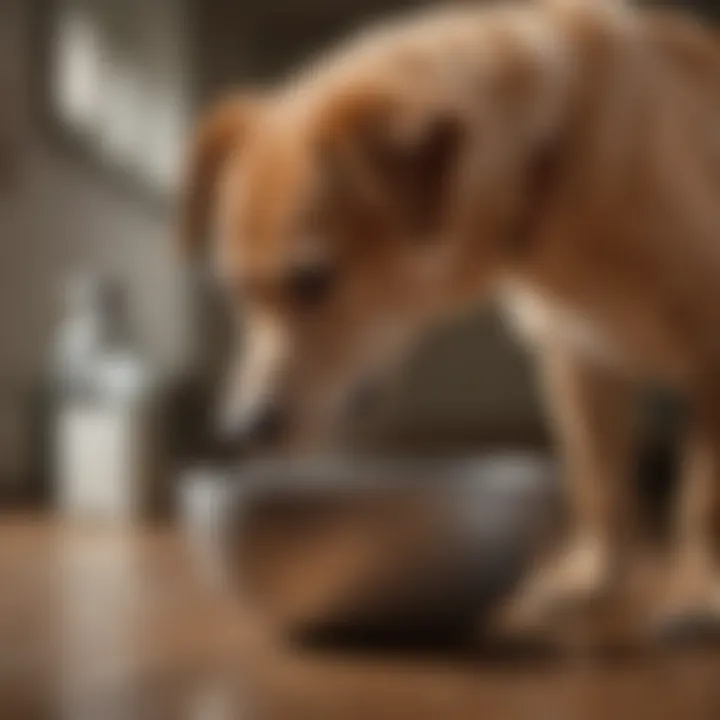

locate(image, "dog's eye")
[[286, 262, 335, 308]]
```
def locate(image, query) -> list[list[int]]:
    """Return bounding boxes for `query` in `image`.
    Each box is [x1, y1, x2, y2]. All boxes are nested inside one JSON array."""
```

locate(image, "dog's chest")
[[501, 282, 619, 363]]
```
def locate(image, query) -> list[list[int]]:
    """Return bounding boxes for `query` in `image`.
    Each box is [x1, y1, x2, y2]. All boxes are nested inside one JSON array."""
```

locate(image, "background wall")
[[0, 0, 196, 494]]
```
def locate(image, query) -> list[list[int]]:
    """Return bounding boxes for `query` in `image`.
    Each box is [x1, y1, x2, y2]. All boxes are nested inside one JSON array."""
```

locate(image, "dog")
[[180, 0, 720, 635]]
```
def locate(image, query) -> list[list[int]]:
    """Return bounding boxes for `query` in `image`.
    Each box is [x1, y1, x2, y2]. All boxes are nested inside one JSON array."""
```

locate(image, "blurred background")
[[0, 1, 719, 718]]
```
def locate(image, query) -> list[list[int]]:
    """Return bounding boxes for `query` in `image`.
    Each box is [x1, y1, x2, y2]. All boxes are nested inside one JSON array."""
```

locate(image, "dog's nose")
[[242, 403, 285, 447], [212, 402, 286, 460]]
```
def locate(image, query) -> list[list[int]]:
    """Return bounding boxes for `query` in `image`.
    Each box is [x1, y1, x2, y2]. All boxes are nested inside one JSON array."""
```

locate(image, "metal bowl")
[[179, 455, 556, 645]]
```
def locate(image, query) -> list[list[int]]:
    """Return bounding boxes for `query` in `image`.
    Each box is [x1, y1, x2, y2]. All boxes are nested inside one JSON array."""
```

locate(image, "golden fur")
[[182, 0, 720, 634]]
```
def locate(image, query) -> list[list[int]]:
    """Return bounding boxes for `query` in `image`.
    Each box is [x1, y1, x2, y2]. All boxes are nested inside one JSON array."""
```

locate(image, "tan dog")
[[181, 0, 720, 634]]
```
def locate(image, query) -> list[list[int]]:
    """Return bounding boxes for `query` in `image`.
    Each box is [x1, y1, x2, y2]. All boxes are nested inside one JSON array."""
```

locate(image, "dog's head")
[[181, 15, 570, 451]]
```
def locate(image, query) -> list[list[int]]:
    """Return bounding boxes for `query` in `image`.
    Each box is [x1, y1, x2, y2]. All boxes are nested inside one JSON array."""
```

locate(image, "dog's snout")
[[208, 402, 286, 460], [213, 394, 288, 459], [243, 403, 285, 447], [211, 403, 286, 460]]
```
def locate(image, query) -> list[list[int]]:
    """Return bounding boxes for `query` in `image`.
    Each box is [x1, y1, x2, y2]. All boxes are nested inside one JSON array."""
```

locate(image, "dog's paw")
[[493, 537, 613, 639], [648, 562, 720, 645]]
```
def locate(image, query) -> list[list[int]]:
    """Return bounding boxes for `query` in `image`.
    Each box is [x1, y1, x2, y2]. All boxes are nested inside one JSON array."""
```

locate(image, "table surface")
[[1, 515, 719, 720]]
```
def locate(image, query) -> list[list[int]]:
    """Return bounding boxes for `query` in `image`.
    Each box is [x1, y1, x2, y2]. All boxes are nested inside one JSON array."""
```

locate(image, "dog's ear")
[[179, 97, 259, 258], [318, 86, 465, 241]]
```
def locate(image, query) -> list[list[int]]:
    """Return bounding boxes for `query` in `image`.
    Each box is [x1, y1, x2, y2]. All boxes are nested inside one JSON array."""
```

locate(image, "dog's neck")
[[407, 1, 643, 319]]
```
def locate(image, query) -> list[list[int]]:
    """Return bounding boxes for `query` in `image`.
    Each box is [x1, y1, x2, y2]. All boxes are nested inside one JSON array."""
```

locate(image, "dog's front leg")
[[652, 390, 720, 640], [499, 342, 635, 634]]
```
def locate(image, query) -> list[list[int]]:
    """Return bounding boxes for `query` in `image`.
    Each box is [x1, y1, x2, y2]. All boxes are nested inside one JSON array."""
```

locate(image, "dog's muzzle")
[[215, 398, 287, 456]]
